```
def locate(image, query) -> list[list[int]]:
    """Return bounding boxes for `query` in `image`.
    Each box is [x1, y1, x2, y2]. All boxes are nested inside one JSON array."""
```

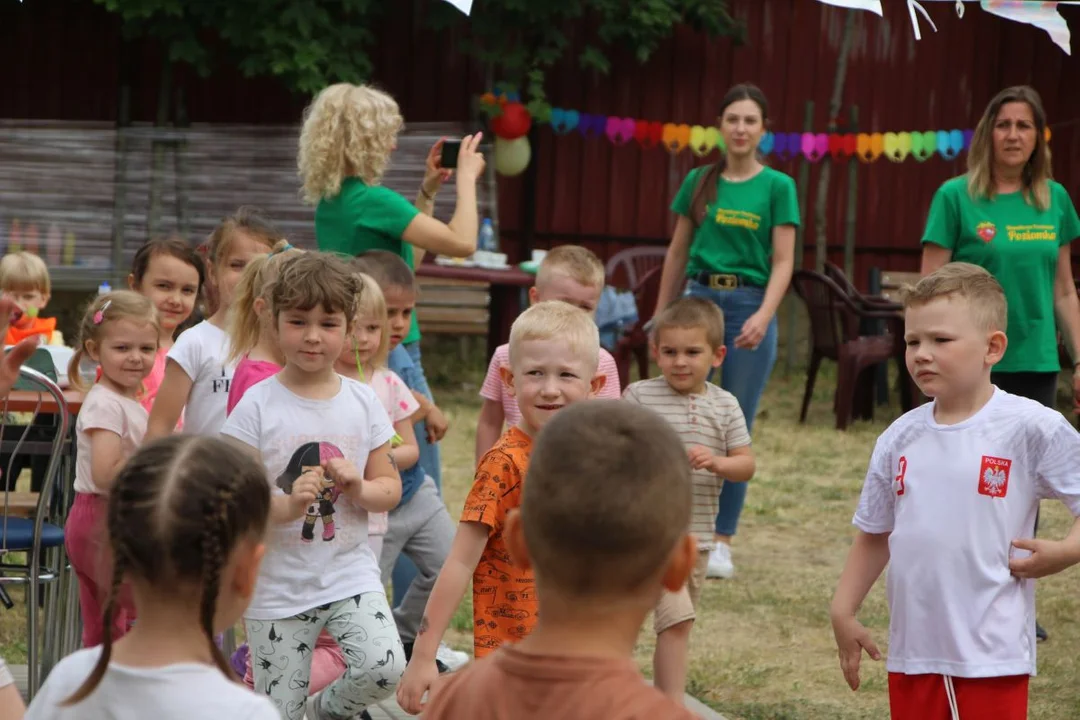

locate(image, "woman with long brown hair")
[[651, 83, 799, 580], [921, 85, 1080, 642]]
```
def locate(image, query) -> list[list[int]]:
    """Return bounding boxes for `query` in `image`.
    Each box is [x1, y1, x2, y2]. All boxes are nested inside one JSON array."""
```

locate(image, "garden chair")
[[605, 246, 667, 290], [612, 265, 664, 389], [791, 270, 912, 430]]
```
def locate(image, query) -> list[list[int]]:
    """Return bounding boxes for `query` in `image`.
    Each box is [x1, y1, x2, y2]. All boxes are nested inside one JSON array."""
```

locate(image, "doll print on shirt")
[[276, 442, 346, 543]]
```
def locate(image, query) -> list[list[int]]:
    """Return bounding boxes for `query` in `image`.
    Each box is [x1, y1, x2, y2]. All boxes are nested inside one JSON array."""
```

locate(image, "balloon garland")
[[479, 91, 1052, 169]]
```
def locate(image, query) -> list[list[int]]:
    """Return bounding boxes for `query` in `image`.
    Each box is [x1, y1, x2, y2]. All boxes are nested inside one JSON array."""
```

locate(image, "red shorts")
[[888, 672, 1028, 720]]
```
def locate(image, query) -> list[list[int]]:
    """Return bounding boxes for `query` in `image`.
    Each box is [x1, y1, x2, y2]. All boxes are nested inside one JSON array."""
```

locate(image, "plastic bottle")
[[97, 281, 111, 295], [478, 218, 496, 253]]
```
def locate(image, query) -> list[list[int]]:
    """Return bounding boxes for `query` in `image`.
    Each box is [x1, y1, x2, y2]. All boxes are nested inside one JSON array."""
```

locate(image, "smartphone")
[[440, 140, 461, 169]]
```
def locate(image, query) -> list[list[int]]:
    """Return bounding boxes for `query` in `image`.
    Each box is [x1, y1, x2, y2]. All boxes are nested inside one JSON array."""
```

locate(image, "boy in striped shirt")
[[623, 297, 755, 703]]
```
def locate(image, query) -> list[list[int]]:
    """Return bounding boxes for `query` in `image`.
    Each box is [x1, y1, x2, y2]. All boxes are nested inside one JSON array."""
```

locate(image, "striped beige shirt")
[[623, 376, 751, 547]]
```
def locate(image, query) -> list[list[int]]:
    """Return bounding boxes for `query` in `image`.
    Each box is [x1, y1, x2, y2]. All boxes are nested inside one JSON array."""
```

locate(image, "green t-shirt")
[[316, 177, 423, 345], [671, 165, 800, 287], [922, 176, 1080, 373]]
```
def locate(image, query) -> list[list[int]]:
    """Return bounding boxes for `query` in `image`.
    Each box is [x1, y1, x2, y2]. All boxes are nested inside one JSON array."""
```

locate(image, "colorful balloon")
[[494, 136, 531, 177]]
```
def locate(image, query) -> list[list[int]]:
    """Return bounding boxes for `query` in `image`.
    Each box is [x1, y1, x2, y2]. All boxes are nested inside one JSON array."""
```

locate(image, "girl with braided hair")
[[26, 435, 277, 718]]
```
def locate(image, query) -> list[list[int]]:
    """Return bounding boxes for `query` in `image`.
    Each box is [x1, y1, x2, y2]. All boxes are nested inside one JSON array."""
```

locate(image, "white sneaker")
[[436, 642, 469, 671], [707, 542, 735, 579]]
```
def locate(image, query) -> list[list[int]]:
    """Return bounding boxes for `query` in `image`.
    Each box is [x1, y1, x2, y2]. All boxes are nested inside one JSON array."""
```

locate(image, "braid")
[[200, 482, 237, 679]]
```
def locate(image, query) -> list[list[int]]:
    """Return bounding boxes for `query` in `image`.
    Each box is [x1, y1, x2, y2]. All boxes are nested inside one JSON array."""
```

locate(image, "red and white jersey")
[[854, 388, 1080, 678]]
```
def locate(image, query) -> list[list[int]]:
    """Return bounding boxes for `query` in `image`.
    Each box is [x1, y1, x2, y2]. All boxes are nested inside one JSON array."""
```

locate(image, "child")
[[147, 208, 284, 439], [396, 301, 607, 715], [64, 292, 160, 647], [225, 242, 302, 414], [623, 296, 754, 701], [831, 263, 1080, 720], [221, 252, 404, 720], [476, 245, 622, 463], [26, 435, 278, 719], [421, 401, 700, 719], [0, 251, 62, 346], [351, 250, 466, 672], [127, 238, 205, 414]]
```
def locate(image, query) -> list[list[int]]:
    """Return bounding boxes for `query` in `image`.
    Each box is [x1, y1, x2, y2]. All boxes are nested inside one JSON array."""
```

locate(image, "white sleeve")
[[853, 436, 897, 534], [366, 391, 395, 451], [386, 371, 420, 423], [1032, 413, 1080, 515], [220, 390, 262, 449], [166, 327, 201, 381], [621, 383, 640, 404]]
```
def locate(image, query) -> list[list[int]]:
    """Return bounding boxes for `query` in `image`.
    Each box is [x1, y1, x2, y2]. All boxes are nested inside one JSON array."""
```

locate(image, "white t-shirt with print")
[[167, 321, 234, 436], [26, 647, 278, 720], [854, 388, 1080, 678], [364, 367, 420, 538], [74, 384, 148, 495], [221, 375, 395, 619]]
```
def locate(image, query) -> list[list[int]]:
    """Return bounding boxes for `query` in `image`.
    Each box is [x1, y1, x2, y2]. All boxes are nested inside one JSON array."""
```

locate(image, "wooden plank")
[[880, 270, 921, 301]]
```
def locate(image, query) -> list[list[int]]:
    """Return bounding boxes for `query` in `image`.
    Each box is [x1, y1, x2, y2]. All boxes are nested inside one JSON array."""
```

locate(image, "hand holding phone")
[[440, 140, 462, 170]]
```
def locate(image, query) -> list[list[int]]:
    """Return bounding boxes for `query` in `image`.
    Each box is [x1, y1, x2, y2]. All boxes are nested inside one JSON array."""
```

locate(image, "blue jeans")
[[686, 280, 778, 537]]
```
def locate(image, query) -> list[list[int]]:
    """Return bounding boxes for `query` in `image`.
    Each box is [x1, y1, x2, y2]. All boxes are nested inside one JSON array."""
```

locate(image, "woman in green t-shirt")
[[652, 83, 800, 580], [921, 85, 1080, 413]]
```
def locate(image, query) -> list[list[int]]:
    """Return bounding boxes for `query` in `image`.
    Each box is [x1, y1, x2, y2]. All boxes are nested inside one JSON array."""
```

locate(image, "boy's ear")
[[527, 286, 540, 306], [504, 509, 532, 572], [589, 372, 607, 397], [127, 273, 137, 291], [711, 344, 727, 369], [986, 329, 1008, 365], [499, 365, 516, 397], [661, 534, 698, 593]]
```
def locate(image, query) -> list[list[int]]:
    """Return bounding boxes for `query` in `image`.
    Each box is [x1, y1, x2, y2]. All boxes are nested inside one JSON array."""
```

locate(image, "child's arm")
[[221, 435, 314, 525], [397, 521, 489, 714], [425, 403, 449, 444], [146, 360, 191, 440], [475, 399, 504, 466], [830, 530, 889, 691], [392, 418, 420, 471], [409, 389, 432, 423], [1009, 516, 1080, 578], [326, 440, 402, 513], [86, 430, 129, 492], [689, 444, 755, 482]]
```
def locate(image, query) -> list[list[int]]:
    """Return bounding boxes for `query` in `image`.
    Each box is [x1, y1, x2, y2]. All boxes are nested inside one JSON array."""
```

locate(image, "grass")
[[3, 320, 1080, 719]]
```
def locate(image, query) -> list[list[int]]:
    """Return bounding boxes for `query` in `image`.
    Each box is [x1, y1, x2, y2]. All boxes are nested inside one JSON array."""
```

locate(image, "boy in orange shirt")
[[422, 400, 700, 720], [396, 301, 607, 714], [0, 252, 61, 346]]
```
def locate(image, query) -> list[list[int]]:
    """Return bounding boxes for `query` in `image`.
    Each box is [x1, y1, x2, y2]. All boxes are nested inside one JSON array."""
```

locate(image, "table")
[[4, 390, 84, 415], [416, 263, 535, 359]]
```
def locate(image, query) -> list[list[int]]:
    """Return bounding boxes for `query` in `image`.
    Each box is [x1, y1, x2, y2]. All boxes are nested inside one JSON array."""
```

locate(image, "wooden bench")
[[879, 271, 922, 302], [416, 276, 489, 335]]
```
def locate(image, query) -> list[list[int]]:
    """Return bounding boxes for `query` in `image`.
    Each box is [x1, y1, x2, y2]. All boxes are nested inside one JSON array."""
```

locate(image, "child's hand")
[[324, 458, 363, 495], [1009, 537, 1080, 579], [288, 471, 323, 519], [426, 404, 449, 444], [397, 659, 440, 715], [831, 615, 881, 691], [688, 446, 715, 471]]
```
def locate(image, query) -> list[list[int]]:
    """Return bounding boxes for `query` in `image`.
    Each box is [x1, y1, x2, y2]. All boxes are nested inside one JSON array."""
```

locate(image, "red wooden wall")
[[3, 0, 1080, 288]]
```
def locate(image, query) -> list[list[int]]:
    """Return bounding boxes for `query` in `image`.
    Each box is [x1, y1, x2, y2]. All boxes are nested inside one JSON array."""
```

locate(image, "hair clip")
[[272, 241, 295, 256], [93, 300, 111, 325]]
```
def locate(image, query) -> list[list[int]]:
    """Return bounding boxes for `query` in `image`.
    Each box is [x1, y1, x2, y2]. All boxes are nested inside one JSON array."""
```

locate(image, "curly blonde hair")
[[298, 84, 404, 204]]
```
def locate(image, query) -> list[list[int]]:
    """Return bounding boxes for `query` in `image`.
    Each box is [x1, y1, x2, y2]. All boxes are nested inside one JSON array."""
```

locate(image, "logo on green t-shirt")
[[975, 221, 996, 243]]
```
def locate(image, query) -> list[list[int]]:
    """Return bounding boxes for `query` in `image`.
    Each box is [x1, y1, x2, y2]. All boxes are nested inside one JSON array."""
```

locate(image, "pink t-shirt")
[[479, 343, 622, 427], [138, 348, 169, 415], [74, 384, 148, 495], [365, 367, 420, 539], [226, 357, 281, 416]]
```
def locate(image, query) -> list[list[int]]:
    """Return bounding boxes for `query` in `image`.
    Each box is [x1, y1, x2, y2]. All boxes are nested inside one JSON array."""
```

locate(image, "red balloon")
[[491, 103, 532, 140], [828, 133, 844, 158]]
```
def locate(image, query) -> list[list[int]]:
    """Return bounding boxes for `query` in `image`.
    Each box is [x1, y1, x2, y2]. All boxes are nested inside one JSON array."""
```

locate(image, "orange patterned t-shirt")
[[461, 426, 536, 659]]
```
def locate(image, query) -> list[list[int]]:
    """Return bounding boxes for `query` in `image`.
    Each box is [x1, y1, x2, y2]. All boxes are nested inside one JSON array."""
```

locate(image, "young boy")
[[623, 296, 755, 701], [396, 301, 607, 715], [421, 400, 700, 719], [0, 251, 61, 346], [475, 244, 621, 463], [831, 263, 1080, 720], [351, 250, 467, 672]]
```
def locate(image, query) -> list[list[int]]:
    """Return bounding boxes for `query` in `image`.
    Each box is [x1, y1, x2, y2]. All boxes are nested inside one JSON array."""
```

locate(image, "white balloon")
[[494, 136, 531, 177]]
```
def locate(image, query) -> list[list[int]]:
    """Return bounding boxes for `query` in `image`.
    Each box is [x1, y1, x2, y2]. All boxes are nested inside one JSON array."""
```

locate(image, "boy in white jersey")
[[831, 262, 1080, 720]]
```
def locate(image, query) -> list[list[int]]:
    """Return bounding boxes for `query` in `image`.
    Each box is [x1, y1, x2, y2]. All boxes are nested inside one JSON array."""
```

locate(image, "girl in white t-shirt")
[[64, 292, 160, 648], [221, 252, 404, 720], [147, 208, 284, 439], [27, 434, 278, 720]]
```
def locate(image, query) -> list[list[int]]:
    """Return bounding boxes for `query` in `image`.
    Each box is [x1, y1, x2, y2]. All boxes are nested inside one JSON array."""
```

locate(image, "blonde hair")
[[298, 84, 404, 204], [202, 207, 284, 317], [508, 301, 600, 373], [0, 251, 50, 294], [351, 271, 391, 369], [652, 297, 725, 349], [271, 252, 360, 323], [967, 85, 1052, 211], [903, 262, 1007, 333], [226, 241, 302, 364], [536, 245, 605, 291], [67, 291, 160, 391]]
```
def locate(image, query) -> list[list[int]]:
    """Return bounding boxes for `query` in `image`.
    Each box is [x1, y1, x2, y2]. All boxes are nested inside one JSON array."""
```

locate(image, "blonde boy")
[[832, 263, 1080, 720], [0, 252, 61, 346], [623, 296, 755, 701], [476, 245, 621, 463], [422, 401, 701, 719], [396, 301, 606, 715]]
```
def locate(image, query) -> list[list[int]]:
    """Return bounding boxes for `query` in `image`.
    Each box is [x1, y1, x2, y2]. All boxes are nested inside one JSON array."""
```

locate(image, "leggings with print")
[[246, 592, 404, 720]]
